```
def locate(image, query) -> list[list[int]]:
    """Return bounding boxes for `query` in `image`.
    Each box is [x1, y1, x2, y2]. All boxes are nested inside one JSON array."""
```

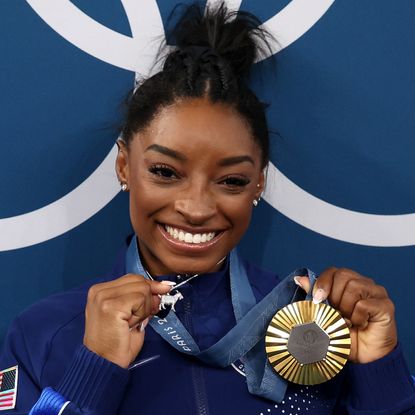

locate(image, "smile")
[[164, 225, 216, 244]]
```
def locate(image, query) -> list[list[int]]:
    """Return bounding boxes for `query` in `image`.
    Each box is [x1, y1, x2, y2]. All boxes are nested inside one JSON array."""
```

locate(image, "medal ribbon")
[[126, 237, 317, 403]]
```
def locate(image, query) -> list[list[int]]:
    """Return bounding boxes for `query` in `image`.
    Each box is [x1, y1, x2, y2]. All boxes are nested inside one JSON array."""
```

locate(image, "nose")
[[174, 185, 217, 225]]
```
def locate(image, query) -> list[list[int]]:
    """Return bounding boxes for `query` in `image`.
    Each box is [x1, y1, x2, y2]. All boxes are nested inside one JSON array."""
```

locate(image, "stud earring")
[[253, 199, 258, 207], [121, 183, 128, 192]]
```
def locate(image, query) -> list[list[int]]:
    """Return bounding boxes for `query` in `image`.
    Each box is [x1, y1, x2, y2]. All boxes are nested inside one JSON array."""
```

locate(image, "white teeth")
[[164, 225, 217, 244]]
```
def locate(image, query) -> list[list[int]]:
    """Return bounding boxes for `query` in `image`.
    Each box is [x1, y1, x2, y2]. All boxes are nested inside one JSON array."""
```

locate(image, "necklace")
[[144, 256, 226, 317], [144, 270, 200, 316]]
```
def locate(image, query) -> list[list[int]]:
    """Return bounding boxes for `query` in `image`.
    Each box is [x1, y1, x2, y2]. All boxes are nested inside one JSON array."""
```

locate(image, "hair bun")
[[123, 2, 272, 169], [164, 2, 273, 79]]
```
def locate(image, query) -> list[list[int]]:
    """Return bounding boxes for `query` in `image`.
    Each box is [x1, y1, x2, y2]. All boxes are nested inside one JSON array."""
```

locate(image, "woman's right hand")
[[83, 274, 173, 368]]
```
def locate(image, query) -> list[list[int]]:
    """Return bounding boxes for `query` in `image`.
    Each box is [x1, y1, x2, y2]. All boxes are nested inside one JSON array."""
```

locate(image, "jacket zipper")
[[183, 297, 210, 415]]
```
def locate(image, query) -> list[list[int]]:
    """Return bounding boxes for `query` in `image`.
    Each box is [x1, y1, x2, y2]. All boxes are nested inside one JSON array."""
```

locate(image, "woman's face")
[[117, 98, 264, 276]]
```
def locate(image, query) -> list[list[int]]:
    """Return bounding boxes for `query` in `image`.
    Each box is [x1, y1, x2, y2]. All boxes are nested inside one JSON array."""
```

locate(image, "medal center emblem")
[[287, 322, 330, 365]]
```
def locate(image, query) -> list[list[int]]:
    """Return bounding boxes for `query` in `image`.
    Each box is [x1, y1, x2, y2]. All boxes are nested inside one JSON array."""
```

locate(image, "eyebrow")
[[145, 144, 187, 161], [218, 155, 255, 167], [145, 144, 255, 166]]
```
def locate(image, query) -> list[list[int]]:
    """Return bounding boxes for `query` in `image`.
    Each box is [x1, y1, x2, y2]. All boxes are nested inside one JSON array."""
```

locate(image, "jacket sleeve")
[[345, 344, 415, 414], [54, 345, 130, 414], [0, 316, 43, 414], [29, 346, 130, 415], [0, 316, 129, 415]]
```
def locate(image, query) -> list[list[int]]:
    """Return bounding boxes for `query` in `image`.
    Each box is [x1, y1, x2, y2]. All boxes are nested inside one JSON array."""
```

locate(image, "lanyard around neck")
[[126, 236, 316, 402]]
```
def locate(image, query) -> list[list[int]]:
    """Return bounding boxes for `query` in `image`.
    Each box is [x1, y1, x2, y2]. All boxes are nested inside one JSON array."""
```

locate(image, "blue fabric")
[[346, 345, 415, 414], [126, 237, 305, 401], [126, 237, 320, 402], [0, 240, 414, 414], [29, 388, 66, 415]]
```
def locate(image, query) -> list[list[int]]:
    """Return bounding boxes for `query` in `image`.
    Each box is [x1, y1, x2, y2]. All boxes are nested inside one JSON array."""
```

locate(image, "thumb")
[[293, 276, 311, 294], [148, 280, 176, 295]]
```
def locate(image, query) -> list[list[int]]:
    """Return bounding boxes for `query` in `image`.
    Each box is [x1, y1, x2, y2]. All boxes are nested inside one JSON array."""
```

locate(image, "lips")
[[158, 223, 224, 251], [164, 225, 216, 244]]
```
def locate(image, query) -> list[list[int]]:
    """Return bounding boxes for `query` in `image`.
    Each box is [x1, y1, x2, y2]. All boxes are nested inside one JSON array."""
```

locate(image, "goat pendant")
[[159, 291, 184, 312]]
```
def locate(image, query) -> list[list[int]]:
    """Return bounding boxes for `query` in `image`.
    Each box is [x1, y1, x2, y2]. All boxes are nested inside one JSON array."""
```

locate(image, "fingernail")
[[313, 288, 327, 304], [140, 318, 149, 332], [160, 281, 176, 286], [293, 276, 303, 288]]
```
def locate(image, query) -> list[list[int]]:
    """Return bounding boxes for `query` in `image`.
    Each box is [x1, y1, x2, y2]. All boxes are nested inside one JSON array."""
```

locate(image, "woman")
[[1, 3, 414, 414]]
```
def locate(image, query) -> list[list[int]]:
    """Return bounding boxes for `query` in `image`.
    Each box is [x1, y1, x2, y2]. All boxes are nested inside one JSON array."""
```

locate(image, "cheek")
[[223, 196, 254, 235], [127, 180, 162, 232]]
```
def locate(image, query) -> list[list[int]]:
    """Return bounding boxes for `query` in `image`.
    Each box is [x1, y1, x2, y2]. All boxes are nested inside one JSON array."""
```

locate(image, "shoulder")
[[14, 239, 129, 339], [14, 257, 126, 343], [0, 285, 91, 386], [2, 248, 127, 372], [5, 282, 92, 365], [0, 241, 129, 392], [16, 285, 90, 334]]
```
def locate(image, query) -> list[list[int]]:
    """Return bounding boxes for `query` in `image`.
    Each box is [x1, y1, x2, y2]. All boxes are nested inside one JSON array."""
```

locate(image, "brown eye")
[[149, 164, 178, 180], [221, 176, 250, 187]]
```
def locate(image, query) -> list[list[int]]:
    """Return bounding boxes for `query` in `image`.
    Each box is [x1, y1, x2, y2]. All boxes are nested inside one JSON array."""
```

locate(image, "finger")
[[88, 277, 173, 304], [338, 281, 388, 319], [105, 291, 152, 325], [293, 276, 311, 293], [129, 317, 150, 333], [107, 283, 167, 316], [130, 292, 152, 323], [87, 283, 151, 317], [343, 318, 353, 329], [89, 274, 148, 293], [89, 273, 174, 293], [151, 294, 162, 315], [349, 297, 395, 330], [311, 267, 337, 304], [147, 280, 176, 294], [129, 323, 146, 355], [315, 268, 373, 307], [94, 279, 174, 302], [90, 281, 152, 303], [105, 285, 167, 315], [327, 268, 374, 308]]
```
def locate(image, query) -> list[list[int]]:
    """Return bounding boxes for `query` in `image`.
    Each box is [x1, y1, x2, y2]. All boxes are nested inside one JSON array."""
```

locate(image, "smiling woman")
[[1, 2, 415, 415], [116, 99, 264, 276]]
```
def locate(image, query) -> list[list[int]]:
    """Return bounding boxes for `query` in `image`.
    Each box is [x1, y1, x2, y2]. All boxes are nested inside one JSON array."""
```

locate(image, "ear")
[[115, 139, 129, 185], [255, 169, 265, 199]]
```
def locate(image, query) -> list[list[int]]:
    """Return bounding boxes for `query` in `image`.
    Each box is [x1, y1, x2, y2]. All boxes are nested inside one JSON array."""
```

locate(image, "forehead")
[[132, 98, 261, 162]]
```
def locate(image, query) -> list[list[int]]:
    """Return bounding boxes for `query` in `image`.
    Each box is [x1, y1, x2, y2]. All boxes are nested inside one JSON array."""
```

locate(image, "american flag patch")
[[0, 366, 18, 411]]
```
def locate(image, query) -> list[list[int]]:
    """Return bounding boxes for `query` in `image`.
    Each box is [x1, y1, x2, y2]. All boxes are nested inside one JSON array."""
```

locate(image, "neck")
[[136, 237, 227, 277]]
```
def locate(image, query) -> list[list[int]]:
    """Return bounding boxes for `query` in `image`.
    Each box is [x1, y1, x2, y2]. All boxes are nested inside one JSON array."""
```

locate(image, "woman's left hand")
[[295, 268, 398, 364]]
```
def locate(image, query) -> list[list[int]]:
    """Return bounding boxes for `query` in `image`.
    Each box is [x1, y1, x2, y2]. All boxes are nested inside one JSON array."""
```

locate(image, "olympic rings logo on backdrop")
[[2, 0, 411, 250]]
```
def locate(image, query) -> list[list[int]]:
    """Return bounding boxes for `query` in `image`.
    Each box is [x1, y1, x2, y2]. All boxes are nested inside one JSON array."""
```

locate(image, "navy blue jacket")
[[1, 246, 415, 414]]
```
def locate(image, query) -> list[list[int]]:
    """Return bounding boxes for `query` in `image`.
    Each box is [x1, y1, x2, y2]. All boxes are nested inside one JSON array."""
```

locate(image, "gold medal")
[[265, 300, 351, 385]]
